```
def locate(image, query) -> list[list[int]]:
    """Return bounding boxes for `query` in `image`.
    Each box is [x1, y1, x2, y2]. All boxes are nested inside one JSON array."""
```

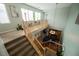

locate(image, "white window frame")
[[35, 12, 41, 21], [28, 10, 34, 21], [21, 8, 34, 21]]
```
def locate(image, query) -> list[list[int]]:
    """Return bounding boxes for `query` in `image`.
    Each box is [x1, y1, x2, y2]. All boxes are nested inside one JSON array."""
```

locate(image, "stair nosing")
[[17, 45, 32, 56], [6, 38, 27, 50], [10, 42, 29, 55], [26, 49, 35, 56]]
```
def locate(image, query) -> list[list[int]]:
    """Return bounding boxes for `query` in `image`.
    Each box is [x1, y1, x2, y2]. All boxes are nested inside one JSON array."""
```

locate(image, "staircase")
[[4, 36, 37, 56]]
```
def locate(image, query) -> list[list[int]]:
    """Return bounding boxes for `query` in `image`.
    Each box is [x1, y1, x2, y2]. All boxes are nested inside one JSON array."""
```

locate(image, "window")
[[21, 8, 29, 21], [28, 10, 34, 21], [21, 8, 34, 21], [35, 12, 41, 21], [0, 4, 10, 24], [21, 8, 41, 21]]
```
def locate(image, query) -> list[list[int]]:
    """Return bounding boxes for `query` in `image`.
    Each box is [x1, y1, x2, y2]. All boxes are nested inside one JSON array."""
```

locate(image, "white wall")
[[0, 3, 44, 33], [0, 37, 9, 56], [47, 7, 70, 31], [63, 4, 79, 56]]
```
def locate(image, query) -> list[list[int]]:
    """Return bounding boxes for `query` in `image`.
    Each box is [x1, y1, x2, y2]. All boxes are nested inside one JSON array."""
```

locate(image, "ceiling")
[[26, 3, 72, 12]]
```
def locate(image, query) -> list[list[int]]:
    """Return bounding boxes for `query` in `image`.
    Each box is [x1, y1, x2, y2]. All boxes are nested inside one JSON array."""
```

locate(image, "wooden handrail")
[[33, 38, 44, 55], [22, 20, 48, 56], [22, 20, 63, 56], [43, 40, 62, 47]]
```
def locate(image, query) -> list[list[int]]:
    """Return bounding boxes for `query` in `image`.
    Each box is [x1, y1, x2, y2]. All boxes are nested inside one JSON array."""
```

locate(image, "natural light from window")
[[28, 10, 34, 21], [0, 3, 10, 24], [35, 12, 41, 21], [21, 8, 34, 21], [21, 8, 29, 21]]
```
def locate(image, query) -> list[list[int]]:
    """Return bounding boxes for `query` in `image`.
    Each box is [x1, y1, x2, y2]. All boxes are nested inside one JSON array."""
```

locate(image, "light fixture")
[[49, 30, 55, 34]]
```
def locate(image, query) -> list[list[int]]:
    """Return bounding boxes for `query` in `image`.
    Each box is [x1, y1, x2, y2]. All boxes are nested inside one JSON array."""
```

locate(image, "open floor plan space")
[[0, 3, 79, 56]]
